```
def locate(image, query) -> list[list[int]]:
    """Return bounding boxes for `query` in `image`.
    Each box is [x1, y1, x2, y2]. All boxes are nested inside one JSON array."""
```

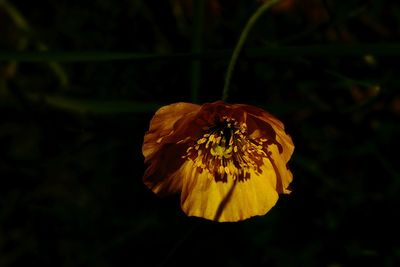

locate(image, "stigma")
[[181, 116, 269, 182]]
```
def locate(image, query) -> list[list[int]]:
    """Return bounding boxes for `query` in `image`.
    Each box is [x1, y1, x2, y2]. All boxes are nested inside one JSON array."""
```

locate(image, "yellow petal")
[[180, 159, 279, 222]]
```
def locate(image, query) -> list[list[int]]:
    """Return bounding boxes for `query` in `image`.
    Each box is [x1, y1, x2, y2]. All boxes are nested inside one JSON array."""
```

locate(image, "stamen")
[[183, 117, 269, 182]]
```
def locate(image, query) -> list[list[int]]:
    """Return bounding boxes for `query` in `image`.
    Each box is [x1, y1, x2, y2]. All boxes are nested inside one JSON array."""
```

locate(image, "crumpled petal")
[[240, 104, 295, 164], [142, 102, 200, 196], [142, 102, 200, 161]]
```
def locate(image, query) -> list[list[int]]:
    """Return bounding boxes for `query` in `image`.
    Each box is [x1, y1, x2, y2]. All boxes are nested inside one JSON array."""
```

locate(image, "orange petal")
[[142, 102, 200, 161], [180, 159, 279, 222]]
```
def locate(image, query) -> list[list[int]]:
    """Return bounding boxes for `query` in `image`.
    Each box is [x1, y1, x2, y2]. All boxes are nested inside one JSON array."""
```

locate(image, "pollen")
[[184, 117, 269, 182]]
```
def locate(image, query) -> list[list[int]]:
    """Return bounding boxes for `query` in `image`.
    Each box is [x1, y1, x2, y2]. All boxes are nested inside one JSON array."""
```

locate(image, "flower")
[[142, 101, 294, 222]]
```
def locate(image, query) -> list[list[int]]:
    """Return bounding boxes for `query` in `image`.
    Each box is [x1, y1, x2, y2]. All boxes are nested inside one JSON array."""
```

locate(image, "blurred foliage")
[[1, 0, 400, 266]]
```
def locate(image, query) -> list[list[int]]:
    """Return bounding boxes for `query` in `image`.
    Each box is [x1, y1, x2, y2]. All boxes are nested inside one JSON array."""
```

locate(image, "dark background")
[[1, 0, 400, 266]]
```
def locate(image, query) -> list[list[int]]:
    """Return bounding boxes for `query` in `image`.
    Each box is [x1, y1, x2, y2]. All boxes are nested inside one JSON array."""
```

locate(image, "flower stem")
[[191, 0, 205, 103], [222, 0, 279, 101]]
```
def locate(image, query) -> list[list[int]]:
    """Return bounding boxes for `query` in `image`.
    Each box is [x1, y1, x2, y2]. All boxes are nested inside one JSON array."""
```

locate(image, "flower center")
[[182, 117, 270, 182]]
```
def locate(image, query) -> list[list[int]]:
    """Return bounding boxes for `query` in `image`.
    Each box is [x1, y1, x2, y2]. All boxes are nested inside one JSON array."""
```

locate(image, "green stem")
[[222, 0, 279, 101], [191, 0, 205, 103]]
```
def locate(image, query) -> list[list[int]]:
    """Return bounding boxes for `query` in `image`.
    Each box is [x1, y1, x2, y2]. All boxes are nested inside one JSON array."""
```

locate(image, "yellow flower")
[[142, 101, 294, 222]]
